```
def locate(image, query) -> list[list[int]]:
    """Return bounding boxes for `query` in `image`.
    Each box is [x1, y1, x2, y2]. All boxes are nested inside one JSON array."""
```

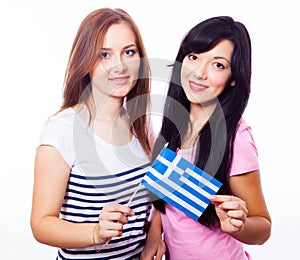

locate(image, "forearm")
[[230, 215, 271, 245], [141, 207, 166, 259], [31, 216, 95, 249], [148, 208, 163, 236], [225, 171, 272, 245]]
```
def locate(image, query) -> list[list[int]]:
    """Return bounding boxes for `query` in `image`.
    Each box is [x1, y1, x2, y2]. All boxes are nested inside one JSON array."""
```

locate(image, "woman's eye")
[[124, 49, 136, 56], [99, 52, 110, 59], [215, 62, 225, 69], [188, 54, 198, 61]]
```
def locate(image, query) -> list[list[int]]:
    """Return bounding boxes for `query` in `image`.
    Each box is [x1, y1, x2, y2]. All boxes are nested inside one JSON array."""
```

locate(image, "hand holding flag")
[[140, 144, 222, 220]]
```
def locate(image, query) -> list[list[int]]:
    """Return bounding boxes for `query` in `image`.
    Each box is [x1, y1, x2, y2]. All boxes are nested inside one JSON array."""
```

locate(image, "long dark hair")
[[152, 16, 252, 228]]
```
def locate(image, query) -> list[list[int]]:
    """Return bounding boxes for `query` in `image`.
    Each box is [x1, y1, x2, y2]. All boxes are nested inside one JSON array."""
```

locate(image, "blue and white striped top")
[[38, 108, 151, 259]]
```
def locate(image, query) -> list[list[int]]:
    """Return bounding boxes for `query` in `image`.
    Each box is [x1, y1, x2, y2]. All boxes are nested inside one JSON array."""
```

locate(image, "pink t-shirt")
[[161, 118, 258, 260]]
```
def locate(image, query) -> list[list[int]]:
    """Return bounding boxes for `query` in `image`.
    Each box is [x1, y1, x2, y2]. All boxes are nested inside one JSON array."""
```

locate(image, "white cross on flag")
[[141, 146, 222, 220]]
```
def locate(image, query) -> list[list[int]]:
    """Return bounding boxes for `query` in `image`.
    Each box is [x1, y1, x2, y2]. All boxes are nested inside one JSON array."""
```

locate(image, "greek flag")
[[141, 146, 222, 220]]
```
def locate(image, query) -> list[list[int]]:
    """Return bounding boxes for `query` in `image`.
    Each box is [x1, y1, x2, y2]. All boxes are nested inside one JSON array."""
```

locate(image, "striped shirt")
[[38, 108, 151, 259]]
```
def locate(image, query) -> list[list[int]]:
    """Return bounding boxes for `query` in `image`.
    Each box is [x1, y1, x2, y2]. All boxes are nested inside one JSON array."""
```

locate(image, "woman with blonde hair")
[[31, 8, 154, 259]]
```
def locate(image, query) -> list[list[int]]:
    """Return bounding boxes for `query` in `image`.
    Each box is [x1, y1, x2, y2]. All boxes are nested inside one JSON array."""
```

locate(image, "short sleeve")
[[229, 119, 259, 176], [37, 114, 75, 168]]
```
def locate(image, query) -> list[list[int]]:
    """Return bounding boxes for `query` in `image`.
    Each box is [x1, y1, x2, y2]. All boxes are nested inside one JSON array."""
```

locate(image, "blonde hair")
[[61, 8, 151, 154]]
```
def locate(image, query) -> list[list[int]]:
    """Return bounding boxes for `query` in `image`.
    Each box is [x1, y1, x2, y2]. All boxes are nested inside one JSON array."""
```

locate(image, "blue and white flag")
[[141, 146, 222, 220]]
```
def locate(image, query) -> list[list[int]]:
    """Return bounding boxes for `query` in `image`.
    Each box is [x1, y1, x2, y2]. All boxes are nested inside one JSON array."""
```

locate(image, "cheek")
[[91, 62, 106, 81], [181, 67, 188, 79], [180, 65, 192, 86], [128, 59, 141, 78], [209, 74, 230, 94], [181, 59, 194, 76]]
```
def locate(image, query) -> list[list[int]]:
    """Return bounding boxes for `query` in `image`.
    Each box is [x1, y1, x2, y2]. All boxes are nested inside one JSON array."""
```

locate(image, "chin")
[[113, 86, 133, 97]]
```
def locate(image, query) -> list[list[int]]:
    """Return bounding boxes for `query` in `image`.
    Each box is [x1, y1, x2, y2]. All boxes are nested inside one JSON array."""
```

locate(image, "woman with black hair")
[[141, 16, 271, 260]]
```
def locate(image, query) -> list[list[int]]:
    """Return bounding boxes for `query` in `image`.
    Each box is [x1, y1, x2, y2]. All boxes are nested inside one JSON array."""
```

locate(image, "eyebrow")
[[100, 44, 137, 51], [214, 56, 231, 64]]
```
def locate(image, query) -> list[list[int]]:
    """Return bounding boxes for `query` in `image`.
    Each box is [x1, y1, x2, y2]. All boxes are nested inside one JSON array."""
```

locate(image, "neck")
[[92, 87, 124, 121], [95, 99, 124, 121], [181, 102, 216, 149], [189, 102, 216, 129]]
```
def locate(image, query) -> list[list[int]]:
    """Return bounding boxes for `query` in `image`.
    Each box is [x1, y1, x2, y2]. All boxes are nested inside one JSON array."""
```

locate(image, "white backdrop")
[[0, 0, 299, 259]]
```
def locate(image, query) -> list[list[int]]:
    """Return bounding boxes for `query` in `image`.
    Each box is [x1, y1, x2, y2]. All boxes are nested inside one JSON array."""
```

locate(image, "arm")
[[30, 145, 133, 249], [141, 207, 166, 260], [210, 170, 271, 245]]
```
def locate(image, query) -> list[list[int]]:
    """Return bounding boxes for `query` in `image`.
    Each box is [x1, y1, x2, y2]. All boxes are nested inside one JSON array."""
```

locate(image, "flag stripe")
[[141, 176, 201, 220], [167, 170, 211, 205], [141, 147, 222, 220], [184, 166, 223, 188], [181, 170, 220, 194], [157, 151, 221, 191], [155, 154, 182, 177], [144, 168, 207, 212]]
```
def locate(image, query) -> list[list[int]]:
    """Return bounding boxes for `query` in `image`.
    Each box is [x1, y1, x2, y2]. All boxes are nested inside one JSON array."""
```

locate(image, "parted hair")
[[152, 16, 252, 228], [61, 8, 151, 154]]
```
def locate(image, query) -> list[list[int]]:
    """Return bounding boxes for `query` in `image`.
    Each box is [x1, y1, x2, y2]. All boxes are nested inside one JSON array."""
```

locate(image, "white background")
[[0, 0, 299, 259]]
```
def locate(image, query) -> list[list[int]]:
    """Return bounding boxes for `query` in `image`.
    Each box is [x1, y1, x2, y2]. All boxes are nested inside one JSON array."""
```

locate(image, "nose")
[[193, 62, 207, 80], [110, 56, 127, 74]]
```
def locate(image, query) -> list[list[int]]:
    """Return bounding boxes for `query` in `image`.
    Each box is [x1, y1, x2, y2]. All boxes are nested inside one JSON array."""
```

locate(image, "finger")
[[100, 211, 129, 224], [98, 220, 124, 238], [229, 218, 244, 229], [218, 201, 241, 210], [227, 210, 246, 220], [102, 204, 134, 216], [99, 226, 123, 238], [219, 201, 247, 214], [99, 219, 124, 230], [95, 222, 122, 244], [140, 253, 151, 260], [210, 195, 239, 203], [156, 243, 166, 260], [140, 249, 155, 260]]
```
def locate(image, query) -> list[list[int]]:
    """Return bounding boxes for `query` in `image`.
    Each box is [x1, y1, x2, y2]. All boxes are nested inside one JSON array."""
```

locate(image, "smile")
[[189, 80, 208, 92], [109, 76, 130, 85]]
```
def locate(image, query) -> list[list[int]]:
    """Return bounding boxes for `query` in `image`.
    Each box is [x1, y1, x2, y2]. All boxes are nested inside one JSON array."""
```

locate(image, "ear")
[[230, 80, 235, 87]]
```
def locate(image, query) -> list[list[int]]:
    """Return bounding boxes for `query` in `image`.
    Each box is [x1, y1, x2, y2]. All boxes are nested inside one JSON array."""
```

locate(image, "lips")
[[109, 75, 130, 85], [189, 80, 208, 92]]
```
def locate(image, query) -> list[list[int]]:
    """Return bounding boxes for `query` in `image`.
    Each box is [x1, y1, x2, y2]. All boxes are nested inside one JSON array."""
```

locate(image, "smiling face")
[[181, 39, 234, 106], [90, 22, 141, 100]]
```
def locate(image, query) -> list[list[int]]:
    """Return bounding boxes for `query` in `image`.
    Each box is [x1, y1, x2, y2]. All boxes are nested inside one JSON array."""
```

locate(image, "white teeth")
[[191, 82, 208, 89], [192, 83, 203, 89]]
